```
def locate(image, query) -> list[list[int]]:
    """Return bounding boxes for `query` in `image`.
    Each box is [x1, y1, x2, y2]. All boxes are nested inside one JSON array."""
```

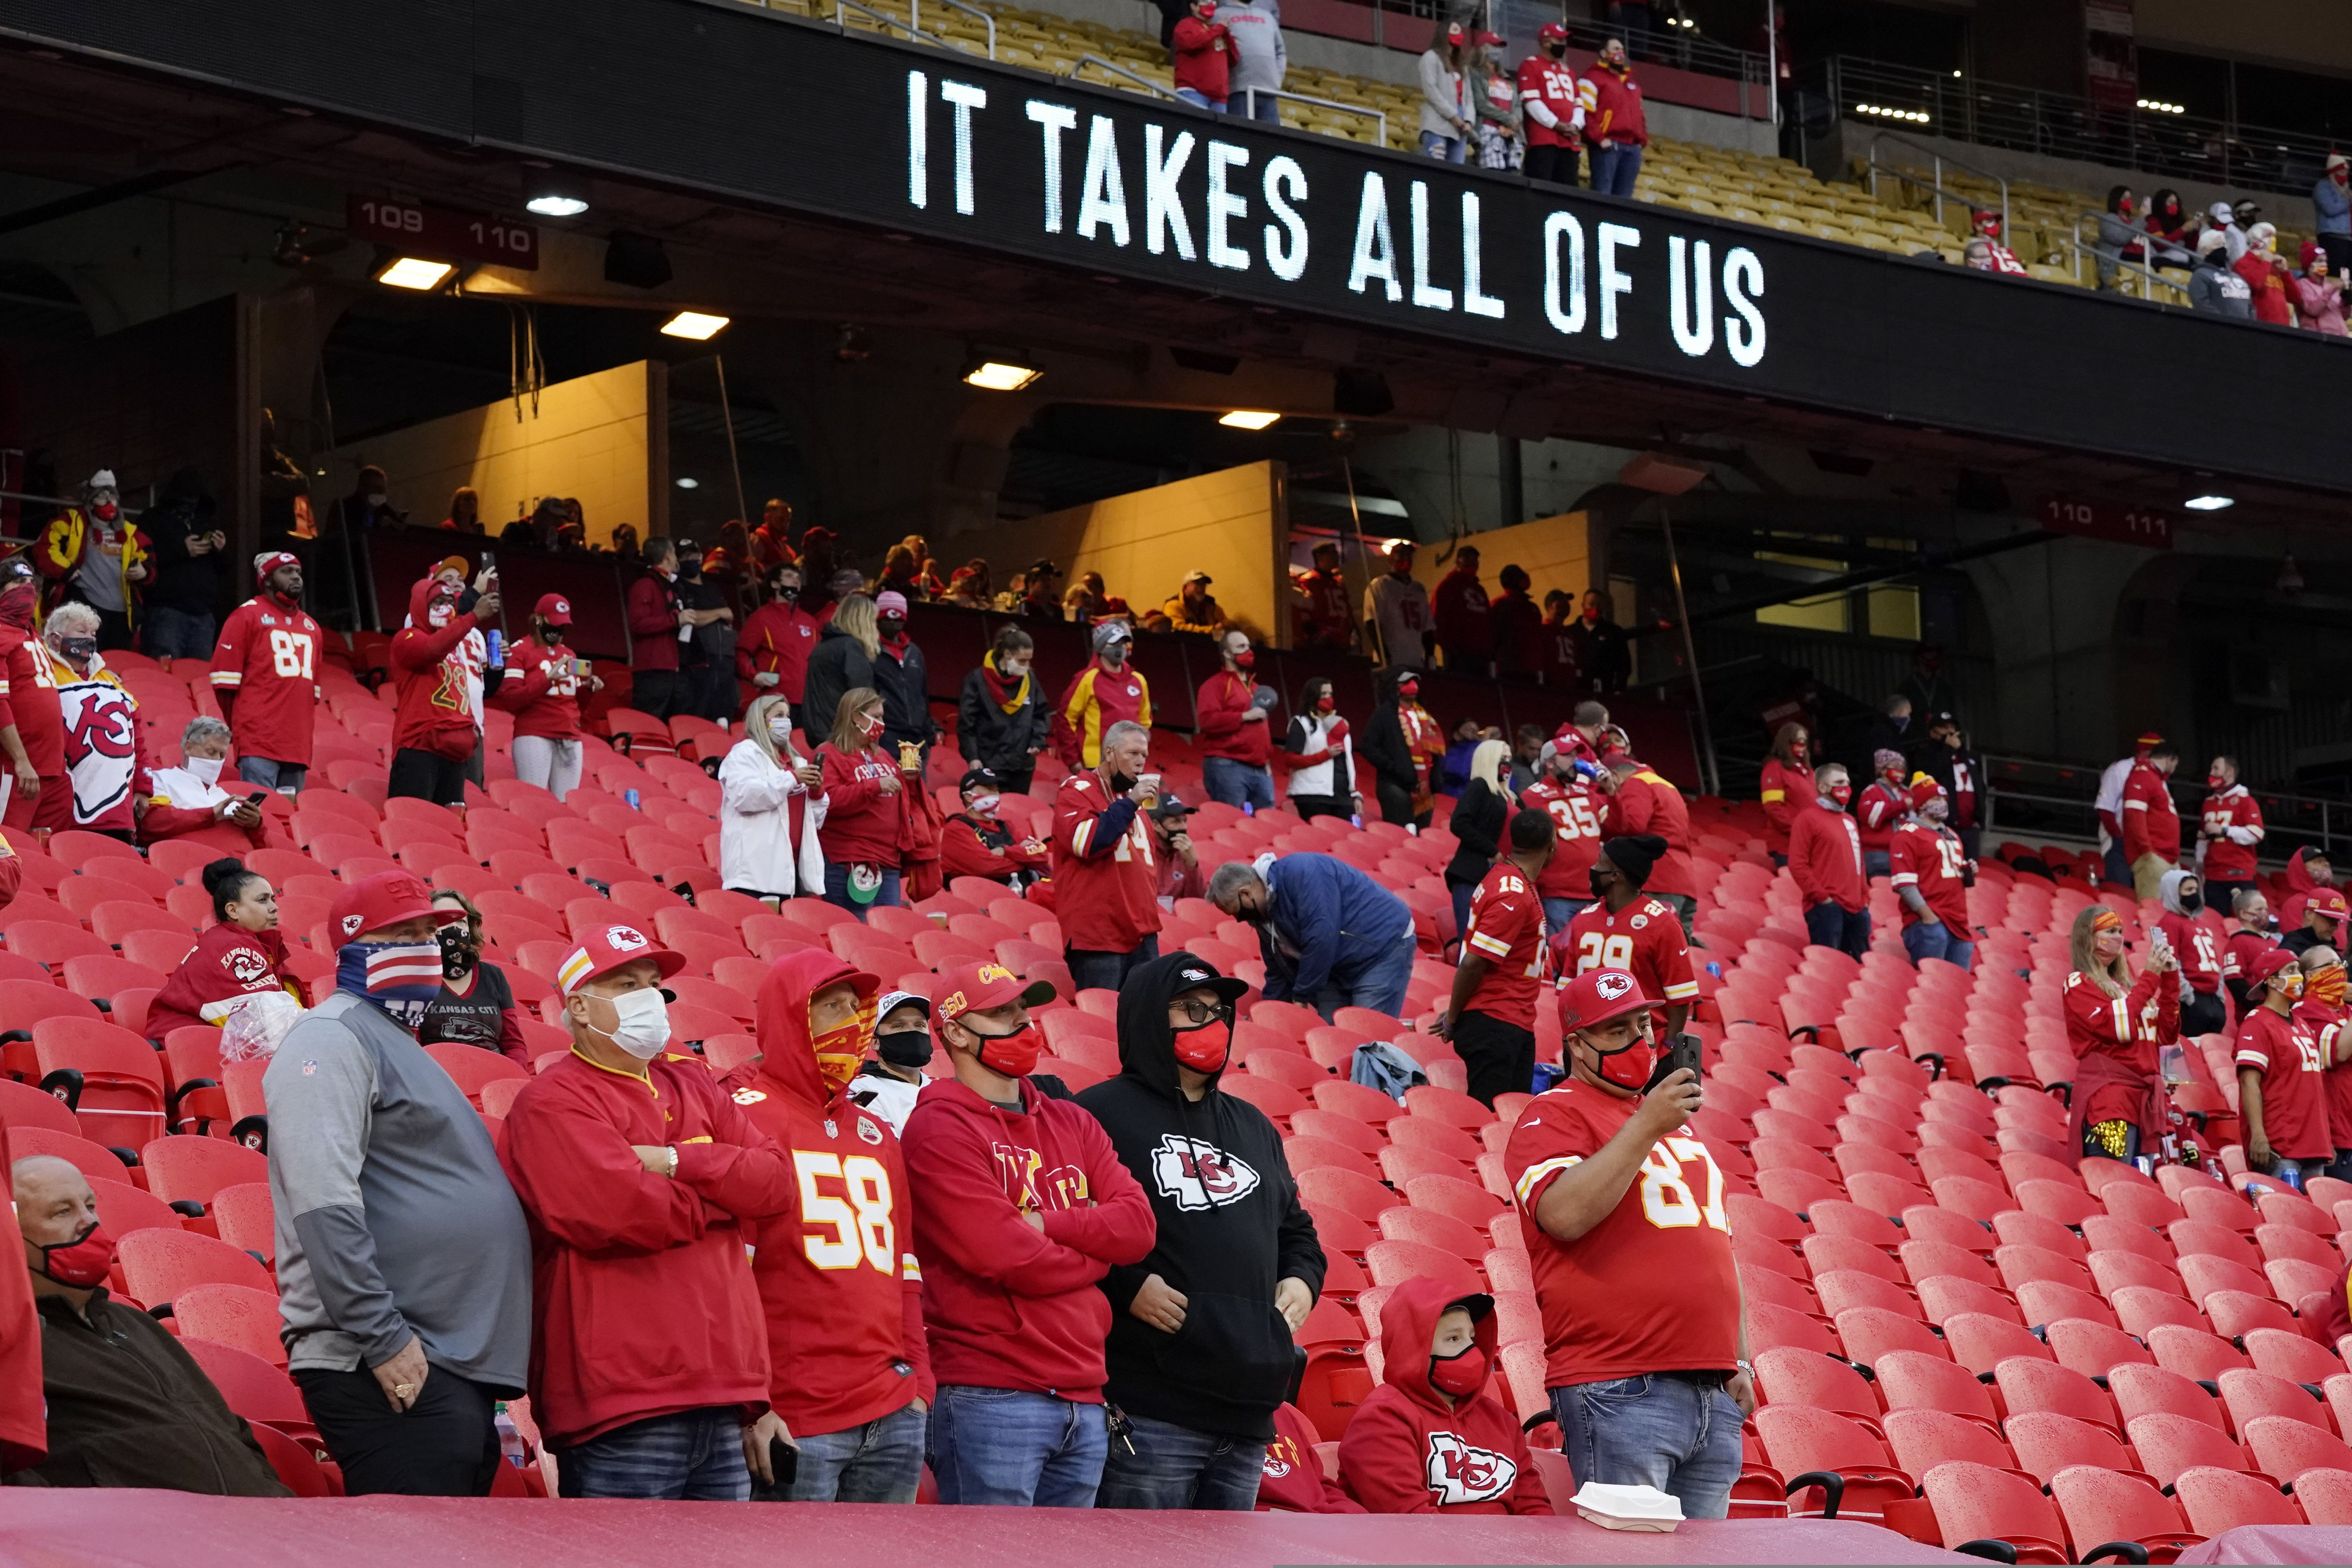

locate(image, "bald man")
[[10, 1155, 289, 1492]]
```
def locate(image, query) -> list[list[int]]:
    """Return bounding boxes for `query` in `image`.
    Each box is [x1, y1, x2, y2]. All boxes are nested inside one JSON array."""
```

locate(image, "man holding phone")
[[1504, 966, 1750, 1520], [1051, 720, 1165, 993], [1438, 809, 1557, 1107]]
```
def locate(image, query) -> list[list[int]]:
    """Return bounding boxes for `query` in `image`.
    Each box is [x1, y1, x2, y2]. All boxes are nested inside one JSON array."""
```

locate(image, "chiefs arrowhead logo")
[[606, 925, 650, 951], [1595, 971, 1633, 1001], [1149, 1132, 1260, 1212], [1425, 1432, 1516, 1504]]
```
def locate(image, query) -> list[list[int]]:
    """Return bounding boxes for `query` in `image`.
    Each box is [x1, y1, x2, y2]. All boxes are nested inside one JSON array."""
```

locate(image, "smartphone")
[[1644, 1032, 1702, 1093], [767, 1435, 799, 1491]]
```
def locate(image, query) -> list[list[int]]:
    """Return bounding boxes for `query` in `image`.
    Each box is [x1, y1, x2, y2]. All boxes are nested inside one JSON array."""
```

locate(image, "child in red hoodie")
[[1172, 0, 1232, 111], [1338, 1277, 1553, 1515]]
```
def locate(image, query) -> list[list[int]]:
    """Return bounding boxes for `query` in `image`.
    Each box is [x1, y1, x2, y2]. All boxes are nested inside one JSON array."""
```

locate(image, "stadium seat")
[[1918, 1461, 2069, 1564], [2004, 1410, 2147, 1488], [209, 1181, 276, 1264], [2045, 1466, 2201, 1562], [2171, 1465, 2301, 1534], [172, 1282, 290, 1366], [1877, 1350, 2002, 1433], [1882, 1408, 2016, 1480], [1752, 1405, 1915, 1522], [117, 1227, 272, 1306], [141, 1136, 268, 1215], [2126, 1412, 2268, 1489], [179, 1336, 318, 1445]]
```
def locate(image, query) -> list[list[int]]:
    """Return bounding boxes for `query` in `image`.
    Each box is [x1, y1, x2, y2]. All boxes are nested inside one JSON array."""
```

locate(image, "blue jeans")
[[762, 1401, 925, 1503], [1590, 143, 1644, 196], [1448, 877, 1476, 957], [1202, 755, 1275, 811], [141, 605, 216, 660], [1863, 849, 1890, 880], [237, 756, 307, 794], [554, 1406, 750, 1500], [1902, 919, 1975, 971], [1542, 897, 1590, 936], [1095, 1410, 1266, 1510], [1174, 87, 1227, 113], [1065, 933, 1160, 995], [1236, 89, 1282, 124], [824, 862, 903, 920], [1420, 131, 1466, 163], [2102, 842, 2131, 887], [1315, 931, 1418, 1022], [1803, 900, 1871, 960], [1554, 1374, 1743, 1521], [927, 1385, 1108, 1507]]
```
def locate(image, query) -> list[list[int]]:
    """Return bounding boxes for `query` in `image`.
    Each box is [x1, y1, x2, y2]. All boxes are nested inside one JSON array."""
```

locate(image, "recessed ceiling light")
[[675, 477, 700, 489], [2183, 493, 2234, 511], [965, 360, 1042, 391], [376, 256, 454, 290], [1220, 410, 1281, 430], [659, 310, 730, 340]]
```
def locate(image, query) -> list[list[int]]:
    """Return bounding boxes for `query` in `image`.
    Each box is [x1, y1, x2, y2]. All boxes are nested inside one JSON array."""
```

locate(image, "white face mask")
[[185, 755, 224, 786], [768, 715, 795, 744], [1002, 661, 1029, 679], [970, 793, 1000, 815], [599, 987, 672, 1060]]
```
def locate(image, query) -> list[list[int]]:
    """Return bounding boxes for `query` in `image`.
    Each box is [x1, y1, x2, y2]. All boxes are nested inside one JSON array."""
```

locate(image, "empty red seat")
[[2172, 1465, 2301, 1534], [140, 1136, 268, 1213], [171, 1282, 288, 1367], [1918, 1461, 2068, 1564], [116, 1227, 272, 1306], [2045, 1465, 2201, 1563]]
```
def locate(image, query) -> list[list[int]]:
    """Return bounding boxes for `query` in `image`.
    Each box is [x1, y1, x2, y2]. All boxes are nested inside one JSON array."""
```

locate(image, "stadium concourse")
[[5, 632, 2352, 1563]]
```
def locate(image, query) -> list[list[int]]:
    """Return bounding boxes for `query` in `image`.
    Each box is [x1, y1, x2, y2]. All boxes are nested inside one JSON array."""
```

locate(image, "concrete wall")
[[322, 361, 667, 547], [964, 460, 1287, 641]]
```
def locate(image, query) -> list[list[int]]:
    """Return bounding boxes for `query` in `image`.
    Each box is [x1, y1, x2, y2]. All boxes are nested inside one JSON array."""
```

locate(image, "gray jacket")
[[1221, 0, 1285, 96], [1418, 47, 1465, 140], [2316, 172, 2350, 237], [2188, 256, 2253, 319], [266, 991, 531, 1389]]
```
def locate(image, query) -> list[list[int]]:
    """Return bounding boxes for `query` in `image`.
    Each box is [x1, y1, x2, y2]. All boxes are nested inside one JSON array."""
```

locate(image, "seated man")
[[8, 1154, 290, 1494], [141, 715, 268, 851], [939, 766, 1050, 889]]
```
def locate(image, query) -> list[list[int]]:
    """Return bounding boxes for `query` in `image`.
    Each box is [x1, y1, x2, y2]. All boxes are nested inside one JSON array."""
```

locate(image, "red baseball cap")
[[2311, 891, 2349, 921], [1538, 21, 1568, 42], [254, 551, 301, 586], [556, 920, 687, 996], [1557, 967, 1654, 1031], [534, 593, 573, 625], [935, 959, 1056, 1024], [2246, 946, 2301, 988], [328, 870, 438, 946]]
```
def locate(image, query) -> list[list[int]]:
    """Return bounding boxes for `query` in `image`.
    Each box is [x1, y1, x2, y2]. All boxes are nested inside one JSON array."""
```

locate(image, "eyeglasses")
[[1169, 998, 1228, 1026]]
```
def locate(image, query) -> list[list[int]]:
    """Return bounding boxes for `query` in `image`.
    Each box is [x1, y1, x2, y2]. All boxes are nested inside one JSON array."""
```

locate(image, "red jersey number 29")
[[1637, 1136, 1728, 1232]]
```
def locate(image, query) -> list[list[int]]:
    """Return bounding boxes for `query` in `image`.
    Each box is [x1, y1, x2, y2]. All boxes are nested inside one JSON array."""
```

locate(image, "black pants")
[[293, 1365, 504, 1497], [1292, 794, 1353, 824], [1525, 142, 1579, 186], [992, 764, 1034, 797], [632, 668, 682, 721], [389, 747, 469, 806], [2082, 1118, 2141, 1165], [463, 735, 486, 789], [2180, 989, 2227, 1041], [1453, 1009, 1535, 1108], [1375, 779, 1429, 831], [1065, 935, 1160, 995], [94, 609, 133, 652]]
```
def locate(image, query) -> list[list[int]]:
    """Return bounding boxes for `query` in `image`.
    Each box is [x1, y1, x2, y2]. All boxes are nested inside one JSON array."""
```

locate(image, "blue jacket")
[[1259, 852, 1414, 1002], [2316, 173, 2350, 237]]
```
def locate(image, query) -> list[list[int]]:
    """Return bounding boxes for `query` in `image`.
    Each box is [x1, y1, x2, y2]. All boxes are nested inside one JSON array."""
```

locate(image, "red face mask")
[[1397, 682, 1420, 701], [1430, 1344, 1488, 1397], [1829, 784, 1853, 806], [962, 1019, 1040, 1077], [34, 1222, 115, 1289], [809, 1015, 869, 1094], [1171, 1016, 1232, 1073], [1584, 1027, 1654, 1092], [1233, 650, 1254, 670], [2209, 774, 2228, 791], [1315, 696, 1336, 713]]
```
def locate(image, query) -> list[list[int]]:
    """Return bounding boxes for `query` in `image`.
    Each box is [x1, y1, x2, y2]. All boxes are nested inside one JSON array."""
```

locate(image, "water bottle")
[[625, 788, 641, 810], [485, 629, 502, 667], [495, 1405, 526, 1468]]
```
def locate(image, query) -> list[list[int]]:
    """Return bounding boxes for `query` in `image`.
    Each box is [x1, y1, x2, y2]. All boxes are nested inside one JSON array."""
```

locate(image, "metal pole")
[[1660, 505, 1720, 799], [713, 355, 751, 540], [1764, 0, 1778, 128]]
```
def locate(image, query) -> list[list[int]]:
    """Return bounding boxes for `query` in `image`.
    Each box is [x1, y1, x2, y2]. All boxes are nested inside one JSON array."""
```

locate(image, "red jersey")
[[1757, 756, 1807, 853], [1506, 1080, 1739, 1387], [2200, 786, 2264, 885], [491, 639, 586, 741], [1462, 862, 1548, 1031], [2156, 909, 2229, 997], [2064, 967, 2173, 1076], [2122, 762, 2182, 863], [1604, 768, 1695, 899], [737, 601, 821, 707], [1854, 780, 1907, 856], [2310, 1002, 2352, 1164], [208, 595, 322, 766], [1515, 54, 1584, 148], [0, 1119, 42, 1471], [1889, 820, 1970, 929], [1787, 800, 1866, 913], [1519, 777, 1602, 901], [1430, 568, 1492, 658], [2237, 1005, 2334, 1161], [0, 631, 65, 776], [2227, 926, 2277, 984], [1051, 771, 1162, 953], [1560, 896, 1695, 1022], [1293, 568, 1353, 651], [389, 581, 482, 760], [940, 813, 1049, 883], [1196, 669, 1271, 767], [816, 742, 910, 869]]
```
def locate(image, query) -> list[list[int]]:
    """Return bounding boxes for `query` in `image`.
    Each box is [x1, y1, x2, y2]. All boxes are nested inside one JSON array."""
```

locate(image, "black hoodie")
[[143, 466, 225, 615], [1074, 951, 1327, 1441]]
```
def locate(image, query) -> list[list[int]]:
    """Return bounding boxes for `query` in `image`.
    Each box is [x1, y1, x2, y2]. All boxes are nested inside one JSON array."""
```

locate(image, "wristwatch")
[[1735, 1358, 1755, 1377], [663, 1146, 680, 1179]]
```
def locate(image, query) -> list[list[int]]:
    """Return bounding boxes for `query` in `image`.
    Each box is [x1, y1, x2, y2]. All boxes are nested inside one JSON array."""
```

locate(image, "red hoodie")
[[1431, 567, 1493, 659], [1257, 1401, 1364, 1514], [1337, 1276, 1552, 1515], [390, 578, 482, 760], [1788, 797, 1866, 914], [497, 1043, 796, 1448], [1171, 13, 1232, 102], [1196, 667, 1271, 767], [733, 950, 935, 1437], [2281, 847, 2333, 933], [817, 740, 911, 869], [737, 600, 821, 708], [900, 1071, 1156, 1400]]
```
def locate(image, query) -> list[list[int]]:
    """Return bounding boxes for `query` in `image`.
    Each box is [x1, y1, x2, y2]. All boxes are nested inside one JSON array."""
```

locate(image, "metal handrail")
[[913, 0, 995, 60], [1241, 86, 1386, 143], [1865, 129, 2008, 240], [1067, 53, 1178, 102], [2064, 213, 2194, 304], [828, 0, 954, 51]]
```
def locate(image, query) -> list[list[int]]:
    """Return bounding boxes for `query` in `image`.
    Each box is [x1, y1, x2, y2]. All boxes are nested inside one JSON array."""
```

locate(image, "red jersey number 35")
[[1637, 1136, 1728, 1232]]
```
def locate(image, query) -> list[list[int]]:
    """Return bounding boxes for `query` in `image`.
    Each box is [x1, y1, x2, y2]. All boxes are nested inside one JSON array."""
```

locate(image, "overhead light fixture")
[[1220, 410, 1281, 430], [675, 477, 700, 489], [2136, 98, 2185, 115], [964, 359, 1041, 391], [2183, 493, 2234, 510], [376, 256, 454, 290], [1855, 102, 1931, 125], [524, 173, 589, 217], [659, 310, 730, 340]]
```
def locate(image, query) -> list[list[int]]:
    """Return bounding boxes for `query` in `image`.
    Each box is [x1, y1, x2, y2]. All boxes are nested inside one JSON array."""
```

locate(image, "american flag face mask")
[[335, 940, 446, 1028]]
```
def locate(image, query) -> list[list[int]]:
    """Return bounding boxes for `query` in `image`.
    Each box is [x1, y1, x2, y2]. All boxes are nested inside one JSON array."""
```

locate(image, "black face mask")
[[2179, 891, 2203, 915], [1109, 770, 1137, 794], [879, 617, 906, 638], [1588, 865, 1613, 900], [439, 927, 478, 980], [877, 1028, 933, 1068], [772, 583, 799, 603], [537, 622, 563, 645], [1235, 900, 1269, 924]]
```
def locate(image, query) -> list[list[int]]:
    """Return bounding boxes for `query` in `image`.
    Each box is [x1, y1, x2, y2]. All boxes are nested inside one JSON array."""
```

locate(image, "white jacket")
[[718, 737, 827, 897]]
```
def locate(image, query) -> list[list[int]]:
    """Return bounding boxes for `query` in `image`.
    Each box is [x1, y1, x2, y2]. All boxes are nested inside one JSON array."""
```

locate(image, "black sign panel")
[[7, 0, 2345, 494]]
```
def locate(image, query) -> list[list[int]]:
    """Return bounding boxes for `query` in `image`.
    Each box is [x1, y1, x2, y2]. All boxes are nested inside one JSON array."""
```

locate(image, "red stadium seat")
[[31, 1017, 165, 1147], [209, 1181, 276, 1264], [1882, 1408, 2016, 1481], [1755, 1348, 1883, 1437], [172, 1282, 289, 1367], [1918, 1461, 2068, 1564], [2044, 1317, 2154, 1381], [2125, 1413, 2268, 1489], [179, 1337, 318, 1445], [1752, 1405, 1915, 1523], [2004, 1410, 2148, 1488], [141, 1135, 269, 1214], [1877, 1350, 2002, 1433], [2172, 1465, 2300, 1534], [116, 1227, 272, 1306], [2045, 1466, 2201, 1563]]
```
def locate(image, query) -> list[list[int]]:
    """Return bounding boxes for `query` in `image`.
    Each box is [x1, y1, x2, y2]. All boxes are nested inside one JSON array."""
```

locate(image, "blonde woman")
[[1444, 736, 1515, 956], [2062, 904, 2179, 1168], [815, 686, 910, 919], [719, 692, 827, 904], [800, 592, 879, 755]]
